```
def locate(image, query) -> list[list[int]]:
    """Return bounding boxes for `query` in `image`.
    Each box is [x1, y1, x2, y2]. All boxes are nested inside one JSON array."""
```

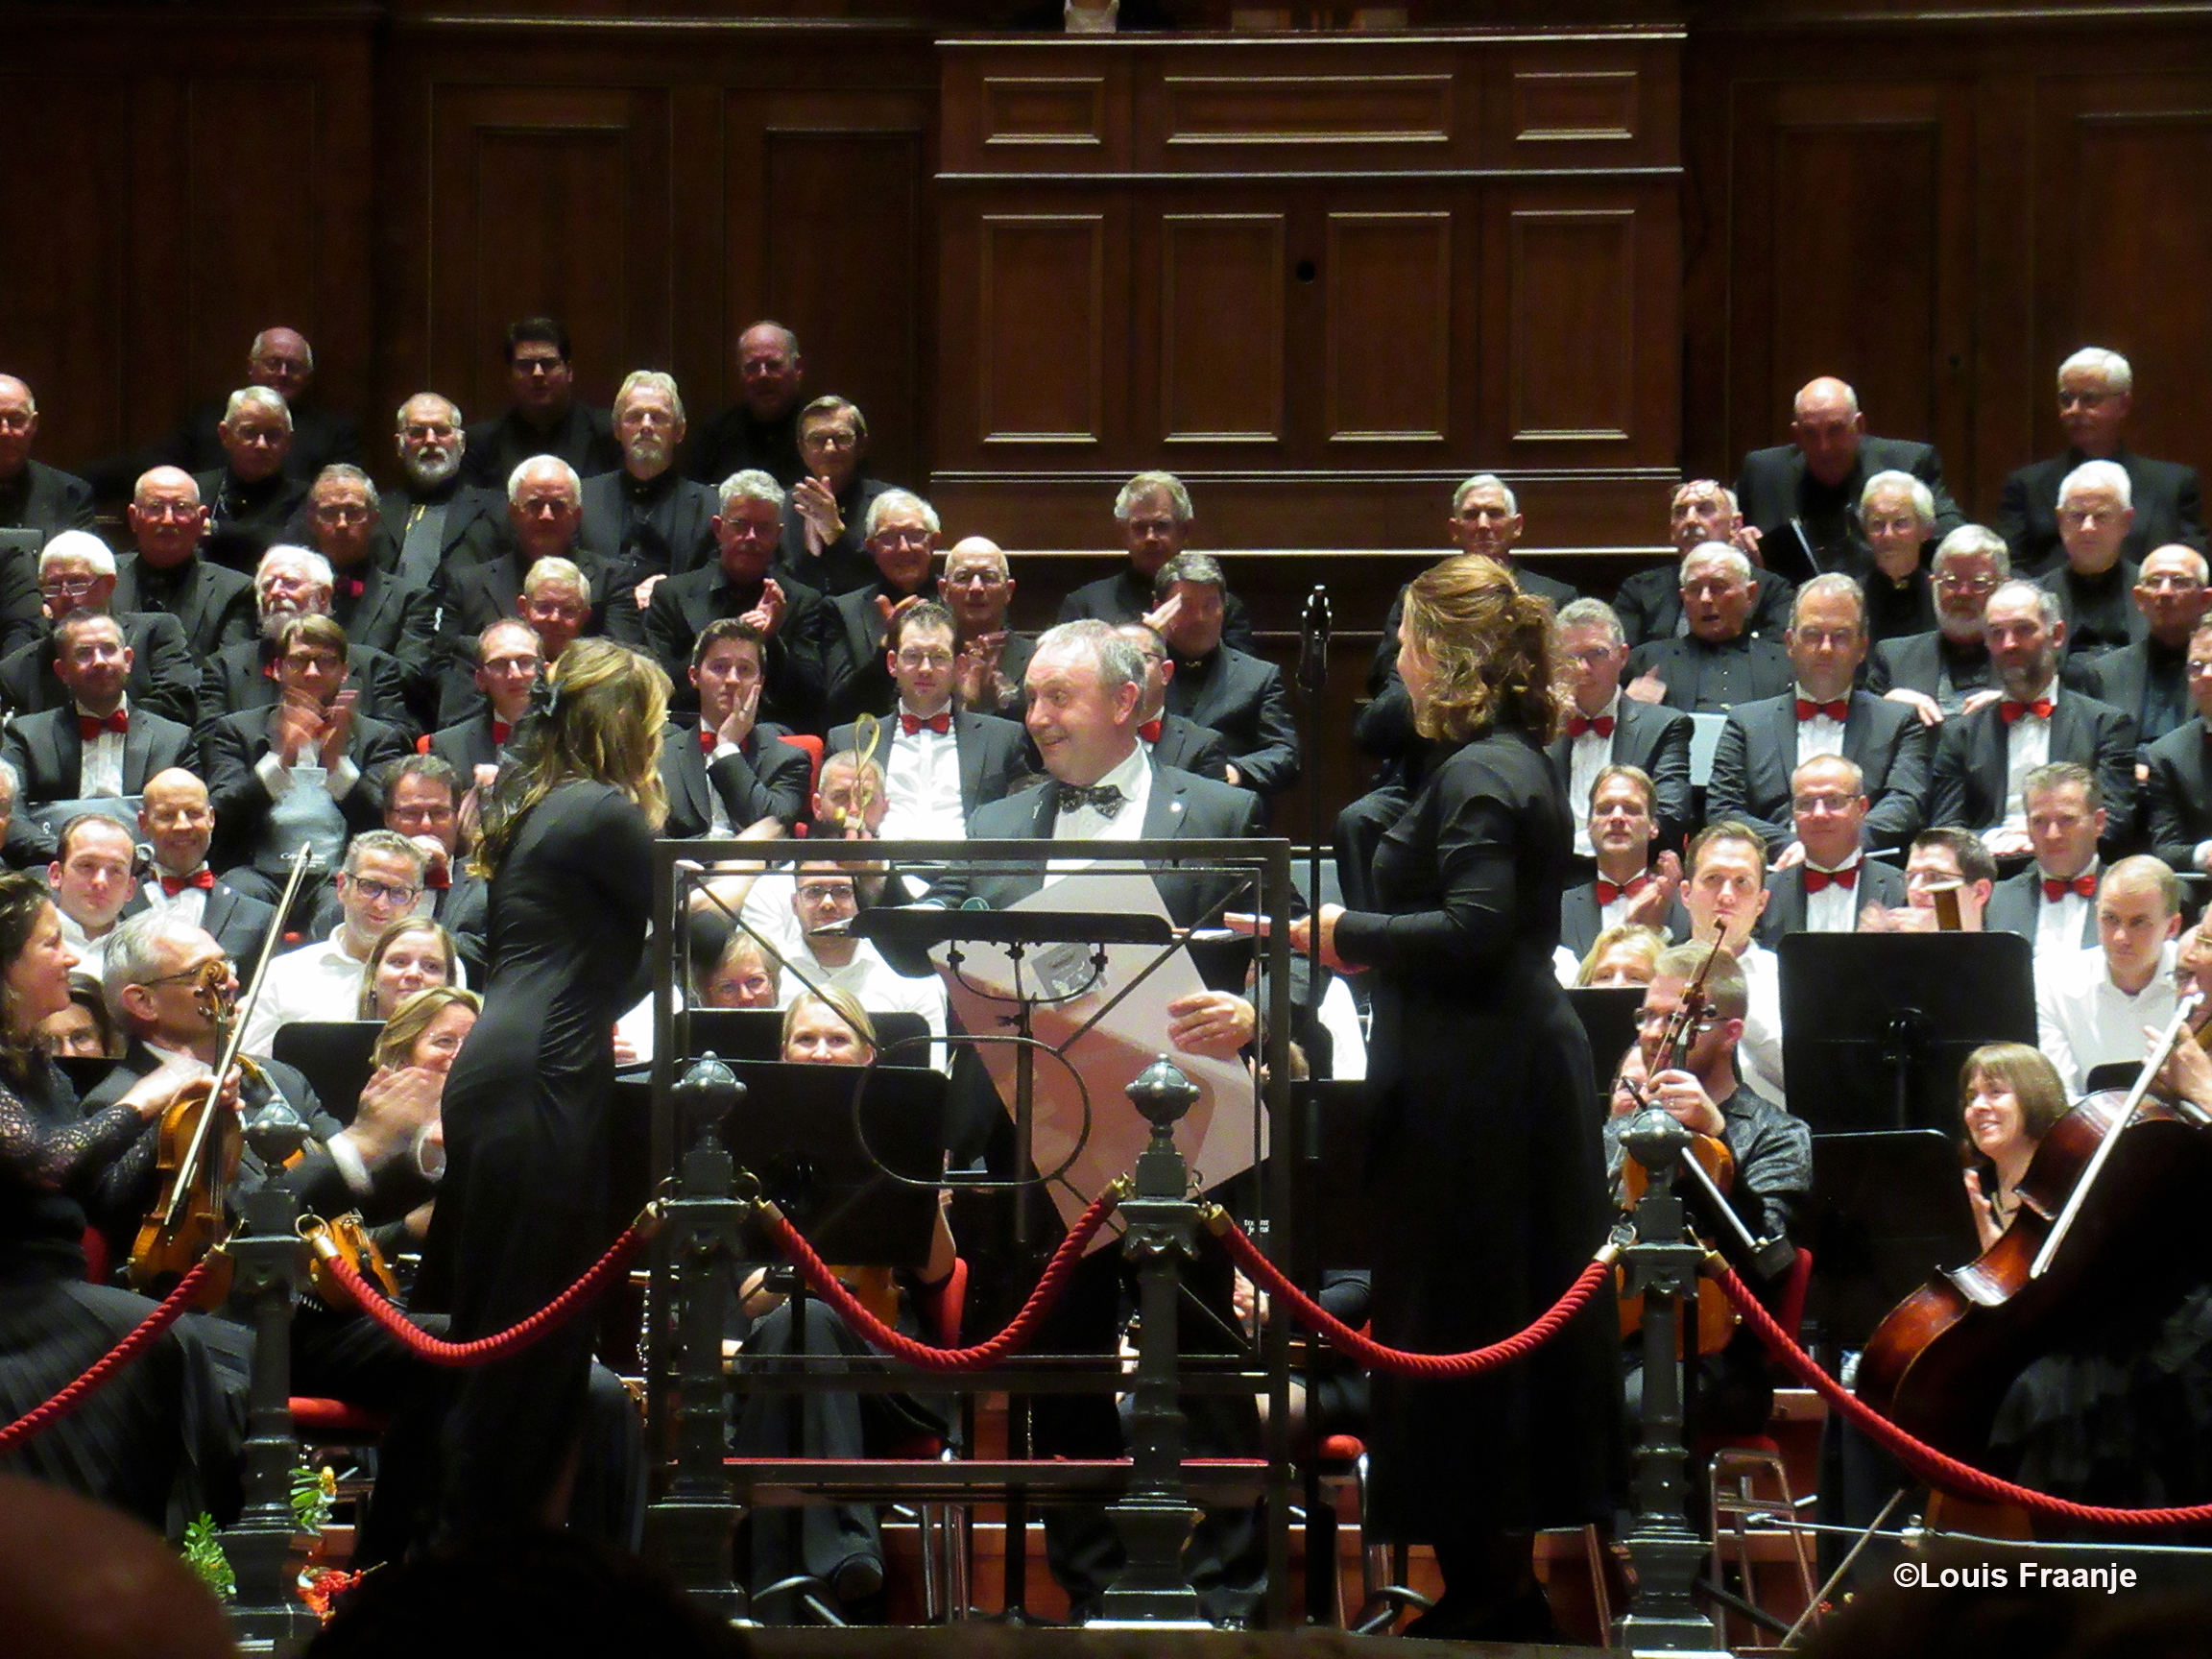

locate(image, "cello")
[[1857, 994, 2212, 1461], [126, 843, 317, 1301]]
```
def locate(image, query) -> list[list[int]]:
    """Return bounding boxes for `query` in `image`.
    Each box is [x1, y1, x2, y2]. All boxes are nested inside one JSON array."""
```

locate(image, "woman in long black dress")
[[1284, 553, 1620, 1639], [0, 873, 234, 1530], [388, 638, 668, 1547]]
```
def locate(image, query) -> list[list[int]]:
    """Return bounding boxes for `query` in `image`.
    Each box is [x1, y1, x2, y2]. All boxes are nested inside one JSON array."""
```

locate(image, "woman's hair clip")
[[526, 675, 562, 721]]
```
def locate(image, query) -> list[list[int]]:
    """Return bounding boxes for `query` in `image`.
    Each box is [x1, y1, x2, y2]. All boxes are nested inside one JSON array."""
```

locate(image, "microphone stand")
[[1294, 584, 1332, 1624]]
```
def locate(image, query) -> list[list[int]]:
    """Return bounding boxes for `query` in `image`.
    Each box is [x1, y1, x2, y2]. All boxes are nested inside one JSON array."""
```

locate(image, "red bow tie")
[[1595, 874, 1648, 905], [340, 575, 365, 600], [901, 710, 951, 736], [1568, 713, 1615, 739], [2002, 697, 2056, 724], [1796, 698, 1849, 723], [492, 720, 513, 746], [1803, 862, 1860, 893], [1139, 718, 1163, 744], [424, 865, 451, 892], [77, 709, 128, 739], [159, 869, 215, 897], [2044, 872, 2098, 901], [699, 729, 722, 756]]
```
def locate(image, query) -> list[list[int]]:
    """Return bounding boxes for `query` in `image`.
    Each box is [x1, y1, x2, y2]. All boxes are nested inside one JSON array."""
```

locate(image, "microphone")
[[1298, 585, 1331, 697]]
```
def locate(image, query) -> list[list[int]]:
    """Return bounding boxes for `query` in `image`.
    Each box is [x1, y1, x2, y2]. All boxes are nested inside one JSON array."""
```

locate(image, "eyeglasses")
[[141, 958, 232, 989], [135, 502, 201, 523], [347, 878, 421, 906], [1935, 573, 1999, 594], [314, 503, 373, 524], [945, 569, 1006, 589], [803, 428, 859, 452], [897, 649, 953, 670], [38, 576, 101, 597]]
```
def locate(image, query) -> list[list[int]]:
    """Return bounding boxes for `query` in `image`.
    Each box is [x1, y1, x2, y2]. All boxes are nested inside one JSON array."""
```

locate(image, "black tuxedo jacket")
[[200, 707, 410, 870], [1621, 633, 1795, 715], [324, 551, 439, 708], [1, 705, 194, 805], [823, 579, 939, 729], [0, 459, 95, 541], [1164, 645, 1300, 796], [1734, 436, 1963, 584], [429, 711, 506, 777], [460, 402, 620, 490], [2145, 718, 2212, 873], [431, 540, 616, 720], [1558, 881, 1690, 963], [111, 553, 257, 662], [1151, 710, 1230, 781], [1753, 858, 1908, 948], [0, 611, 200, 730], [580, 469, 719, 586], [2037, 559, 2147, 659], [118, 878, 278, 972], [206, 638, 420, 744], [1056, 566, 1257, 656], [1706, 690, 1934, 854], [1998, 447, 2206, 574], [658, 720, 812, 836], [1863, 629, 1996, 704], [1544, 697, 1695, 852], [827, 709, 1033, 821], [639, 563, 830, 731], [1928, 689, 2137, 855], [377, 484, 504, 589], [2079, 637, 2193, 752], [1610, 561, 1795, 648], [1984, 866, 2101, 951], [193, 466, 309, 574], [778, 477, 897, 597]]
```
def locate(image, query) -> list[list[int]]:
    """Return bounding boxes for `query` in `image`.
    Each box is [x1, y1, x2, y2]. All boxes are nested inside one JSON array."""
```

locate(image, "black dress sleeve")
[[0, 1086, 144, 1191]]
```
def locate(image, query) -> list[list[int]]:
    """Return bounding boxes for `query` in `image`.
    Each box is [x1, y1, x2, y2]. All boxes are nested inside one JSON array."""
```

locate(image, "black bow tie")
[[1053, 781, 1126, 819]]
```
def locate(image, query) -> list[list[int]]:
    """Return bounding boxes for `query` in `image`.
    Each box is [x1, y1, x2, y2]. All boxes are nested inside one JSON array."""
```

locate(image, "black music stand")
[[1799, 1130, 1982, 1349], [1568, 986, 1647, 1113], [1778, 932, 2036, 1135], [680, 1007, 933, 1068], [271, 1020, 384, 1127]]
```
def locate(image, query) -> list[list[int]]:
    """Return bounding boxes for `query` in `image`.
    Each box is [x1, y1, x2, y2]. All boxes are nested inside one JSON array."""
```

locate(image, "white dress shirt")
[[240, 930, 370, 1058], [76, 697, 129, 799], [1996, 687, 2056, 838], [879, 709, 967, 842], [1791, 685, 1846, 770], [2035, 940, 2178, 1096], [1801, 858, 1863, 934], [1045, 745, 1154, 879], [1567, 694, 1621, 858], [58, 910, 118, 978], [140, 868, 213, 931], [1735, 941, 1787, 1107]]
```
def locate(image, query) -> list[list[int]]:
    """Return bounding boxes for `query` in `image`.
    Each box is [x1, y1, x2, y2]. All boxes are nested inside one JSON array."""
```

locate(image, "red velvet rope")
[[759, 1186, 1120, 1371], [1713, 1262, 2212, 1528], [323, 1220, 652, 1369], [1214, 1216, 1618, 1378], [0, 1260, 216, 1455]]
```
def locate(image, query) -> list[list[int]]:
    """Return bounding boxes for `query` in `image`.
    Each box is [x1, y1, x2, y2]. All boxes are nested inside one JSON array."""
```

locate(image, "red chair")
[[778, 733, 824, 799]]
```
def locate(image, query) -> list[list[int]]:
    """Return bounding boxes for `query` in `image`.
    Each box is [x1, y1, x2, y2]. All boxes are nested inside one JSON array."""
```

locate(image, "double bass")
[[1857, 994, 2212, 1460]]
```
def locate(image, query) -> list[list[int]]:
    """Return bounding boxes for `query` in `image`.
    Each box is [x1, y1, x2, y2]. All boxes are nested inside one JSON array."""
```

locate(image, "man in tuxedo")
[[7, 531, 200, 729], [2077, 543, 2209, 749], [1558, 764, 1689, 963], [122, 768, 276, 968], [1983, 762, 2108, 959], [202, 614, 411, 895], [0, 374, 94, 556], [112, 467, 257, 663], [2036, 460, 2147, 660], [204, 545, 417, 740], [583, 370, 718, 641], [304, 755, 491, 982], [195, 386, 310, 574], [823, 489, 944, 728], [1057, 472, 1256, 654], [1733, 376, 1962, 584], [826, 601, 1031, 839], [300, 465, 439, 714], [1152, 552, 1298, 798], [945, 536, 1034, 720], [1551, 597, 1693, 854], [1612, 479, 1793, 649], [643, 469, 830, 729], [660, 618, 812, 838], [1707, 573, 1933, 859], [2035, 855, 2182, 1095], [1115, 621, 1230, 781], [1865, 523, 2011, 725], [780, 396, 896, 598], [686, 320, 807, 491], [382, 393, 501, 588], [430, 619, 538, 783], [460, 317, 619, 489], [49, 813, 138, 976], [1753, 755, 1908, 945], [1928, 581, 2137, 858], [1852, 470, 1940, 645], [1622, 542, 1795, 714], [1999, 348, 2205, 574], [0, 612, 192, 856], [2146, 617, 2212, 875]]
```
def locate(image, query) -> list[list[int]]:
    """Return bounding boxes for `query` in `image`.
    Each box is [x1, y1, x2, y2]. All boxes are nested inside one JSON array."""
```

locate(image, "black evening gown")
[[408, 779, 653, 1540], [0, 1059, 235, 1533], [1333, 724, 1622, 1541]]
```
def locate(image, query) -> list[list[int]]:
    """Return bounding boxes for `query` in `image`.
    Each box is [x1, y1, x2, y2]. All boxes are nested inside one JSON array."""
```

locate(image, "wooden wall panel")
[[1324, 212, 1453, 444], [1505, 207, 1635, 442], [1159, 214, 1285, 444], [977, 216, 1106, 445]]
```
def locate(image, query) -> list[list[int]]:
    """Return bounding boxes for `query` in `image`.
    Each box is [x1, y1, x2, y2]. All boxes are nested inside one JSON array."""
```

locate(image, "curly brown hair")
[[1399, 552, 1563, 743]]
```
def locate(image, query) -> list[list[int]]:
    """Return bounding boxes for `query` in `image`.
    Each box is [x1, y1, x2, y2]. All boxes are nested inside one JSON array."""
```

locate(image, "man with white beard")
[[378, 392, 502, 586], [203, 545, 419, 737], [579, 370, 718, 643]]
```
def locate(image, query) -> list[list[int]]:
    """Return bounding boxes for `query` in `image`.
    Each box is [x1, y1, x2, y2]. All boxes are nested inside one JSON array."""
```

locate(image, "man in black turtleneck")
[[380, 392, 501, 588], [685, 320, 808, 490], [824, 489, 943, 728], [2037, 459, 2145, 661], [194, 387, 310, 575], [581, 370, 717, 644], [460, 317, 619, 489]]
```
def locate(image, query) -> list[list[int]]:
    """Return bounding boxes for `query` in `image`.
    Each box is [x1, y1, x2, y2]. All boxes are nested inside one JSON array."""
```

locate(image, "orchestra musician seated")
[[1957, 1042, 2070, 1252], [2034, 854, 2182, 1096], [1575, 922, 1668, 989]]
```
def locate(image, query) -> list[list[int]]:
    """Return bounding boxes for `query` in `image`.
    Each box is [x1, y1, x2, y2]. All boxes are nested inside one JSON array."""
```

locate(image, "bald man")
[[943, 534, 1034, 715], [2077, 543, 2212, 747], [0, 373, 95, 546], [118, 766, 278, 966], [685, 319, 809, 489], [1734, 376, 1961, 585]]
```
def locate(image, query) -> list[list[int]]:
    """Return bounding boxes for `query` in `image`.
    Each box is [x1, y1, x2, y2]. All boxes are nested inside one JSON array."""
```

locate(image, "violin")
[[127, 843, 316, 1302], [1858, 994, 2212, 1461]]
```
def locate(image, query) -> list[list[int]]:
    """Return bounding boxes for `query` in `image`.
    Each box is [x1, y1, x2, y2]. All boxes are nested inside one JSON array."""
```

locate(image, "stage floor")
[[752, 1627, 1619, 1659]]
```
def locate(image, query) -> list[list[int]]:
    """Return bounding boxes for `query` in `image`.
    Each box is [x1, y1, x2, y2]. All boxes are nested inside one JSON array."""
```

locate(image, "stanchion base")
[[1083, 1619, 1220, 1632]]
